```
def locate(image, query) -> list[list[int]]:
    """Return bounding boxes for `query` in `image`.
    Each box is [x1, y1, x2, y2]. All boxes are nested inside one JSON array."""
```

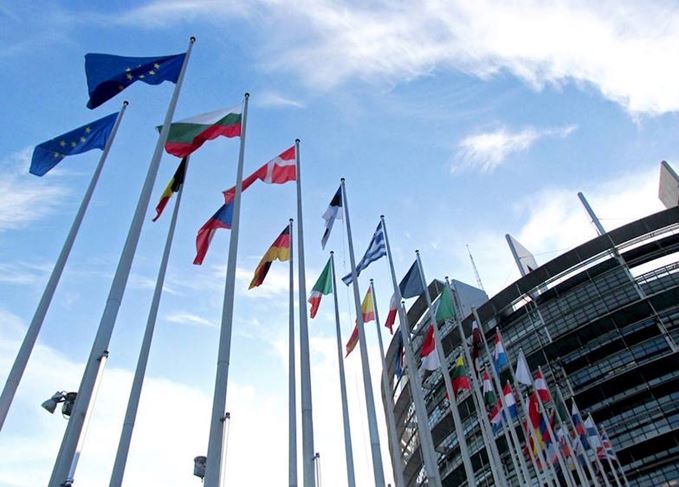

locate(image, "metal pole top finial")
[[189, 36, 197, 43], [340, 177, 345, 182], [122, 100, 129, 106], [289, 218, 294, 223], [415, 249, 420, 255], [369, 278, 374, 283], [330, 250, 334, 255], [380, 214, 385, 219], [244, 92, 250, 98], [295, 138, 300, 143]]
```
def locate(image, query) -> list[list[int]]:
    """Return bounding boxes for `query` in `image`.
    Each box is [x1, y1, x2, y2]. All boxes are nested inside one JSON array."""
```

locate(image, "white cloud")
[[257, 91, 305, 109], [165, 311, 216, 328], [454, 125, 576, 172], [119, 0, 679, 115], [455, 166, 665, 295], [0, 149, 69, 232]]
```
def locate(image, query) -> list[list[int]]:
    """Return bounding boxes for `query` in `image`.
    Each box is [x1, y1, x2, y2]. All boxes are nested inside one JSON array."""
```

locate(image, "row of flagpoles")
[[0, 34, 634, 487]]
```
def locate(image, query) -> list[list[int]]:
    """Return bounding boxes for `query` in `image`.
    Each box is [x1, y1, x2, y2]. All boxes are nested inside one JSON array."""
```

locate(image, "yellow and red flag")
[[345, 287, 376, 356]]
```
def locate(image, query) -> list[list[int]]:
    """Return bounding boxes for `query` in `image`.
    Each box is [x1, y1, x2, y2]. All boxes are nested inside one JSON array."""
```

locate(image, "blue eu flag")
[[30, 112, 118, 176], [85, 52, 185, 109]]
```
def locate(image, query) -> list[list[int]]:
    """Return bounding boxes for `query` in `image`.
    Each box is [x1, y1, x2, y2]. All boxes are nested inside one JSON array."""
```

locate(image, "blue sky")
[[0, 1, 678, 486]]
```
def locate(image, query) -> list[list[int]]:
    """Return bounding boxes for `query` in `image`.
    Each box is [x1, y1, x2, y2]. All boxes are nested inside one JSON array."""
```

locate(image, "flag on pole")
[[308, 258, 332, 319], [572, 402, 590, 450], [435, 284, 456, 323], [483, 370, 502, 433], [399, 260, 425, 298], [503, 383, 518, 418], [533, 370, 552, 403], [451, 355, 471, 396], [598, 428, 616, 460], [342, 221, 386, 285], [193, 202, 234, 265], [345, 325, 359, 357], [515, 350, 532, 386], [30, 112, 119, 176], [419, 324, 439, 374], [584, 415, 602, 450], [223, 146, 296, 203], [383, 260, 425, 332], [85, 52, 186, 109], [394, 330, 404, 379], [493, 329, 508, 372], [164, 106, 242, 157], [384, 293, 398, 334], [321, 186, 342, 249], [471, 321, 482, 373], [152, 157, 187, 221], [360, 287, 376, 323], [249, 225, 291, 289]]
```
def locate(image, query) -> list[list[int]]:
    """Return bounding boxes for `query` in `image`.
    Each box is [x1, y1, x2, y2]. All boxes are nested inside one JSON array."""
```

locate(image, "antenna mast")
[[466, 244, 485, 291]]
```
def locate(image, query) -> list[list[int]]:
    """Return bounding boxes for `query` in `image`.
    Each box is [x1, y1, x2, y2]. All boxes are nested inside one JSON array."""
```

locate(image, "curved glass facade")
[[383, 206, 679, 486]]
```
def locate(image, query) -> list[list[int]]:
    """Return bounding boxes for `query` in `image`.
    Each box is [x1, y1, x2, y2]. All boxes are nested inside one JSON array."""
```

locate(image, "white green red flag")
[[223, 146, 296, 203], [164, 105, 242, 157], [308, 258, 332, 319]]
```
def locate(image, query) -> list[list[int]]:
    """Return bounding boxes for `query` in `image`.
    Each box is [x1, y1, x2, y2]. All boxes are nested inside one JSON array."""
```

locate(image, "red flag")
[[384, 292, 398, 334]]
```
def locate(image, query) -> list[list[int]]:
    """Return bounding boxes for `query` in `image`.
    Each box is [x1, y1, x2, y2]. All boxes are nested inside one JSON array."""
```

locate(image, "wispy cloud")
[[165, 311, 216, 328], [453, 125, 576, 172], [256, 91, 305, 109], [112, 0, 679, 115], [0, 149, 70, 232]]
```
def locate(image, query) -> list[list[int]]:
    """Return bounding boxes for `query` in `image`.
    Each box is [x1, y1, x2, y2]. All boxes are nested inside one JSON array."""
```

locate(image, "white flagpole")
[[554, 387, 600, 487], [538, 366, 592, 487], [414, 251, 476, 486], [470, 307, 533, 485], [0, 101, 128, 431], [330, 253, 356, 487], [380, 216, 442, 487], [370, 279, 406, 487], [49, 37, 195, 487], [295, 140, 316, 487], [109, 156, 191, 487], [600, 426, 628, 487], [203, 92, 250, 487], [289, 219, 298, 487], [339, 179, 385, 487], [445, 278, 507, 486]]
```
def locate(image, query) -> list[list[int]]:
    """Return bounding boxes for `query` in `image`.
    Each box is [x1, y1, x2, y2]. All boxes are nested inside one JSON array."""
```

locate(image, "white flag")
[[514, 350, 532, 386]]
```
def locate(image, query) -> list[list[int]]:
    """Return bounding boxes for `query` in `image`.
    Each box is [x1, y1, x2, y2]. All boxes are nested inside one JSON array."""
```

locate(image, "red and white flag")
[[419, 324, 439, 374], [384, 293, 398, 334], [223, 146, 296, 203]]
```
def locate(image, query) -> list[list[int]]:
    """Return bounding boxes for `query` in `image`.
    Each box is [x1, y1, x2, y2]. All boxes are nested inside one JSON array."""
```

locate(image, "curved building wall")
[[383, 206, 679, 486]]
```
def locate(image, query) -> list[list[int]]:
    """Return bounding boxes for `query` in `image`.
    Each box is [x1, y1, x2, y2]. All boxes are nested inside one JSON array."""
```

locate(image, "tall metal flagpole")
[[49, 37, 195, 487], [0, 101, 128, 431], [203, 92, 249, 487], [414, 251, 476, 486], [445, 278, 506, 486], [369, 280, 406, 487], [470, 308, 535, 486], [380, 216, 442, 487], [288, 219, 298, 487], [330, 253, 356, 487], [339, 178, 386, 486], [295, 140, 316, 487], [109, 156, 191, 487]]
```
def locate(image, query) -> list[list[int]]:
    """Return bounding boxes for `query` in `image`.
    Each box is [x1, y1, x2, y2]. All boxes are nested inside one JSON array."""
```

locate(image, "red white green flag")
[[308, 258, 332, 319], [164, 105, 242, 157], [223, 146, 296, 203]]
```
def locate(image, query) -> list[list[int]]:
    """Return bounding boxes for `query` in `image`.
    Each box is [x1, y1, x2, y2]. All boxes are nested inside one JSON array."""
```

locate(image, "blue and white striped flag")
[[342, 221, 386, 285]]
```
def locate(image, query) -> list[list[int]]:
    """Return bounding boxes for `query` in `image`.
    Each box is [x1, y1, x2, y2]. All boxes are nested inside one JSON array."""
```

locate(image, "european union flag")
[[30, 112, 118, 176], [85, 52, 185, 109]]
